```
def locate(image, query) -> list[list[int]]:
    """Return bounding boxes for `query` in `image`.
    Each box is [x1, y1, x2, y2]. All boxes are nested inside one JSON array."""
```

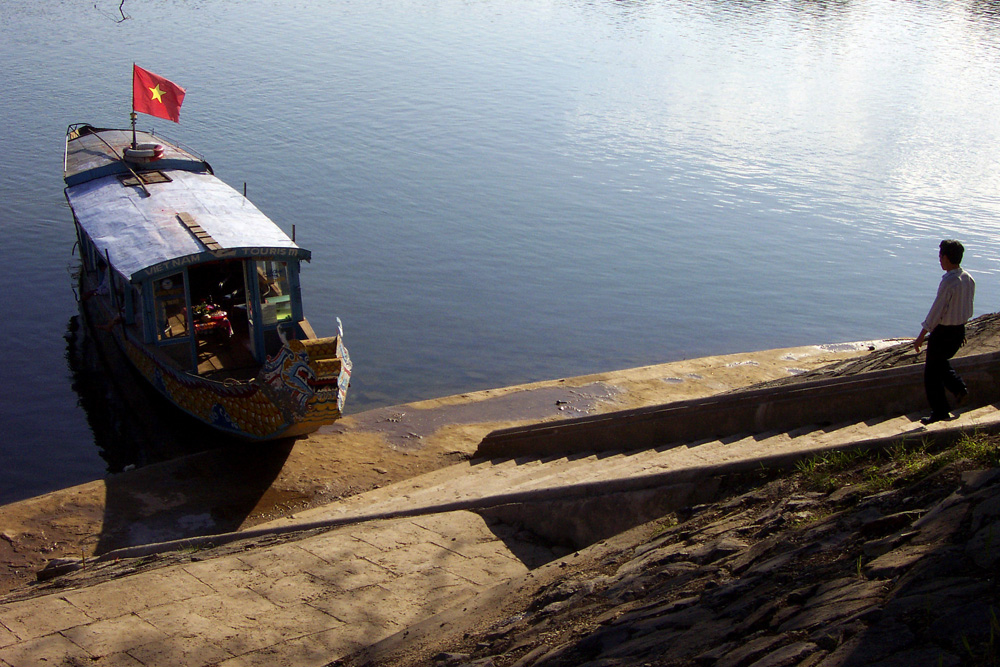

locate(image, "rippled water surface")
[[3, 0, 1000, 502]]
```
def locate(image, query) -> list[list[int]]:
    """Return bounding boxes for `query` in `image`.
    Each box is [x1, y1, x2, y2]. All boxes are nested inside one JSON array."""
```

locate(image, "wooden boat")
[[63, 123, 351, 439]]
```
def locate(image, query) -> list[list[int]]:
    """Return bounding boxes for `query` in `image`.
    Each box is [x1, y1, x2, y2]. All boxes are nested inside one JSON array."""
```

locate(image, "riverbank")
[[0, 339, 895, 596], [4, 317, 1000, 666]]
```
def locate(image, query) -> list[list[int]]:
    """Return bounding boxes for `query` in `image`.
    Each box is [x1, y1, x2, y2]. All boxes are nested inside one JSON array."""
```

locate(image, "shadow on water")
[[65, 308, 296, 555], [65, 312, 227, 469]]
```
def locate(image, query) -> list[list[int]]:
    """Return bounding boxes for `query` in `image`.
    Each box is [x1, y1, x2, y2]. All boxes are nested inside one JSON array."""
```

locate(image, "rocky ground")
[[345, 431, 1000, 667]]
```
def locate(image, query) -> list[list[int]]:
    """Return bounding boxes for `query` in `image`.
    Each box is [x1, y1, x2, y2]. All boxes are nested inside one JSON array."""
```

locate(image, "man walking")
[[913, 239, 976, 424]]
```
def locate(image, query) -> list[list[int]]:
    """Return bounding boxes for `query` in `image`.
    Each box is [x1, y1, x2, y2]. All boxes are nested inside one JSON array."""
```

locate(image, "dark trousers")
[[924, 324, 967, 417]]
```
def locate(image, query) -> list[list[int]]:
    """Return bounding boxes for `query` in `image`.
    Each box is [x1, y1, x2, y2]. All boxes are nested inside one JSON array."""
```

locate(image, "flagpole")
[[130, 63, 137, 149]]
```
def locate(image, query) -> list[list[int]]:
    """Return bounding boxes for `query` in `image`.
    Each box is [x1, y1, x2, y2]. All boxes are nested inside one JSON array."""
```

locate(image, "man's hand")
[[914, 330, 927, 354]]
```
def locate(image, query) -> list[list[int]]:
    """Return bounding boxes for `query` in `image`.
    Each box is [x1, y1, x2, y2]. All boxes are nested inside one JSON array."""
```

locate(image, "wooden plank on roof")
[[176, 212, 222, 251]]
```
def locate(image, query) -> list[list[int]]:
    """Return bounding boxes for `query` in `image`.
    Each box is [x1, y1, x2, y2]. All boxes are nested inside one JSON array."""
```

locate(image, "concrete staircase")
[[250, 402, 1000, 550], [97, 351, 1000, 564]]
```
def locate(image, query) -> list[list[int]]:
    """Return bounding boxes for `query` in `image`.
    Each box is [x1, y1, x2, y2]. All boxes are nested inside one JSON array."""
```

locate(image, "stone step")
[[259, 404, 1000, 541]]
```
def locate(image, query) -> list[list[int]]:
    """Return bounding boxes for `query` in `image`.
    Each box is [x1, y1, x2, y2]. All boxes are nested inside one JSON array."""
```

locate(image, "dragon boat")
[[64, 123, 351, 439]]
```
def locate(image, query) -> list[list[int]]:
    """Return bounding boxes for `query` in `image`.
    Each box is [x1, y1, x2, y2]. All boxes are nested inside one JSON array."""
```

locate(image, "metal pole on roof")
[[130, 111, 137, 149]]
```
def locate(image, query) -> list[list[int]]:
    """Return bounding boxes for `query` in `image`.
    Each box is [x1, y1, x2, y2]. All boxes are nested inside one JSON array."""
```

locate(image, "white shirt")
[[922, 267, 975, 331]]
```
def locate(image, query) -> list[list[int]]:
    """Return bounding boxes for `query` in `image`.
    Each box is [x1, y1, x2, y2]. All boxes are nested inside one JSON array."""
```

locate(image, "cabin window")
[[256, 260, 292, 325], [129, 286, 142, 326], [155, 273, 189, 341], [112, 273, 126, 304]]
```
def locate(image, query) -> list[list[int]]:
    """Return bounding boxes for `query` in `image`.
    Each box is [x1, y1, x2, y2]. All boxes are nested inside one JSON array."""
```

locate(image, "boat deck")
[[161, 311, 256, 378], [196, 338, 256, 377]]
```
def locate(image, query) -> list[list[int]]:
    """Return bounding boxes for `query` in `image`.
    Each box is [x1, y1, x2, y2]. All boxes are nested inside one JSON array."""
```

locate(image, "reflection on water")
[[65, 314, 138, 473], [64, 307, 241, 474]]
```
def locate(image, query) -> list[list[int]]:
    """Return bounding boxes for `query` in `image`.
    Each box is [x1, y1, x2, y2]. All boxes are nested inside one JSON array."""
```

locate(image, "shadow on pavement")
[[66, 312, 297, 556]]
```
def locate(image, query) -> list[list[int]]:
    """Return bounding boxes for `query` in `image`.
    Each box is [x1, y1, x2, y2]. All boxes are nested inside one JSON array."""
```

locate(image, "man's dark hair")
[[940, 239, 965, 265]]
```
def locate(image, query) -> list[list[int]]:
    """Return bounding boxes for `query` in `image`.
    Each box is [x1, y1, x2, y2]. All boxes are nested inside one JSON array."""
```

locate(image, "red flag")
[[132, 64, 186, 123]]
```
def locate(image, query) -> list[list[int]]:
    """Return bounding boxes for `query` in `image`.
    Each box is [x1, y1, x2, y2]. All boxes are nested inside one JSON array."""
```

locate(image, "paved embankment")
[[2, 400, 998, 667], [2, 333, 999, 667], [0, 511, 542, 667], [0, 342, 887, 595]]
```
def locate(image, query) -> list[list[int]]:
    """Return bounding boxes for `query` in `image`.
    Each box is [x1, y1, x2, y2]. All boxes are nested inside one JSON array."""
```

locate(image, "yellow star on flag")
[[149, 84, 164, 103]]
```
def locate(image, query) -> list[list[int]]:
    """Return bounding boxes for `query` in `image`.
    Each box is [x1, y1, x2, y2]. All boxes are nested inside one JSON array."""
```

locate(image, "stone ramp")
[[0, 338, 886, 592], [3, 400, 1000, 665], [0, 511, 541, 667]]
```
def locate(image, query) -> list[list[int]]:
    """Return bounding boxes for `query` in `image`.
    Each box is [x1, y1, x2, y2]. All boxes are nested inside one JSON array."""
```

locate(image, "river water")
[[2, 0, 1000, 503]]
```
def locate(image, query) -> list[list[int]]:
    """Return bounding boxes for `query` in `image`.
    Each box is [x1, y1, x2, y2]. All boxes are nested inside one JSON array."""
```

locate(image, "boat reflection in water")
[[65, 306, 241, 473]]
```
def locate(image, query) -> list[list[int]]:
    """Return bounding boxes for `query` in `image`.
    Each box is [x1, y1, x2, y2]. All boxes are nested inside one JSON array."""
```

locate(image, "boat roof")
[[64, 126, 310, 283], [64, 126, 210, 186]]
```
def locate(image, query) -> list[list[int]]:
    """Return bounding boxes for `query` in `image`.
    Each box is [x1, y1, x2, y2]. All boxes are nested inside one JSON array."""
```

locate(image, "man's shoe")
[[921, 413, 950, 425]]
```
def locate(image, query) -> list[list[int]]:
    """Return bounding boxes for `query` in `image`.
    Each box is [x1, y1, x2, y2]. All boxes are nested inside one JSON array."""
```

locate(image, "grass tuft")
[[795, 430, 1000, 495]]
